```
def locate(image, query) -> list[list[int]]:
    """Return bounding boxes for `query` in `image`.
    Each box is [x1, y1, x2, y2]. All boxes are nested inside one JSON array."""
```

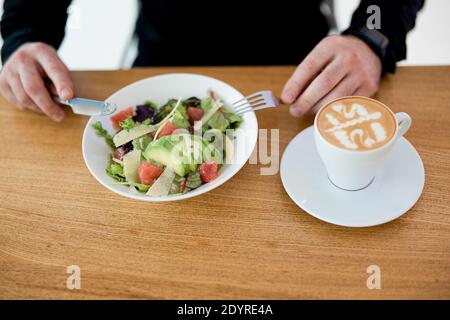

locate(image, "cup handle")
[[395, 112, 412, 137]]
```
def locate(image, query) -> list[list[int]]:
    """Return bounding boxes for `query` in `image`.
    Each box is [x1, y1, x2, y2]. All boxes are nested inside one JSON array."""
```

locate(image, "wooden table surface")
[[0, 66, 449, 299]]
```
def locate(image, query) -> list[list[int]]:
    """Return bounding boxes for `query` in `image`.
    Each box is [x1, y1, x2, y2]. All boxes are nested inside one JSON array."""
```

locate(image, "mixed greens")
[[92, 91, 243, 196]]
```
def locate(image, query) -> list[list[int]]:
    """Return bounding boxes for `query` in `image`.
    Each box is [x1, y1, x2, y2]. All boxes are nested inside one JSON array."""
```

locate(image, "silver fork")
[[232, 90, 280, 115]]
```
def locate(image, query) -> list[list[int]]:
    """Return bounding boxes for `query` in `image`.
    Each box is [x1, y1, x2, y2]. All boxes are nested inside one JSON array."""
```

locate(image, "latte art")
[[317, 97, 397, 151]]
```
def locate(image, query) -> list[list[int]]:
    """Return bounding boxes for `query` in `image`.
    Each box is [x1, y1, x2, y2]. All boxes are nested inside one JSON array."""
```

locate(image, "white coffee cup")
[[314, 97, 412, 191]]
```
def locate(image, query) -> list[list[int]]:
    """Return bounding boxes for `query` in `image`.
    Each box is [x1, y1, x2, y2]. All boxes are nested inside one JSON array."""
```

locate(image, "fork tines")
[[233, 90, 279, 115]]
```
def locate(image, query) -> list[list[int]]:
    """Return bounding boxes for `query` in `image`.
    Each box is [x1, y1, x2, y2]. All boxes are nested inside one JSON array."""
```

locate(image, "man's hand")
[[281, 35, 382, 117], [0, 42, 74, 122]]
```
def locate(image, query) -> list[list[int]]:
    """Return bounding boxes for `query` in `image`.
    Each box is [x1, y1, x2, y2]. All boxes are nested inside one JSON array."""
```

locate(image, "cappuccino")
[[316, 96, 397, 151]]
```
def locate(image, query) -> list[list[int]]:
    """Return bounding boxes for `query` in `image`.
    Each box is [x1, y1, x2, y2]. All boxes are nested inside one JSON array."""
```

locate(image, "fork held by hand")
[[233, 90, 280, 115]]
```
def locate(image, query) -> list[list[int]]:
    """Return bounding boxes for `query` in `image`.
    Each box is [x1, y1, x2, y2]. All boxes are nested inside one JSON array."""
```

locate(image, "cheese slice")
[[122, 149, 141, 183], [146, 167, 175, 197], [113, 124, 156, 147], [224, 133, 235, 164]]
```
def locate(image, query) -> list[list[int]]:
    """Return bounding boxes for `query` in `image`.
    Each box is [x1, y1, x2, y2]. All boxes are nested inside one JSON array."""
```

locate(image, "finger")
[[305, 75, 360, 116], [47, 81, 58, 96], [7, 71, 42, 113], [24, 96, 43, 113], [290, 57, 348, 117], [0, 80, 23, 110], [19, 63, 65, 121], [281, 41, 334, 104], [353, 85, 375, 97], [8, 71, 38, 110], [35, 47, 73, 99], [28, 104, 43, 113]]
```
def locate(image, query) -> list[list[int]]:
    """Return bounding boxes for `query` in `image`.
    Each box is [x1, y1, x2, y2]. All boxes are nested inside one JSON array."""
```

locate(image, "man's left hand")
[[281, 35, 382, 117]]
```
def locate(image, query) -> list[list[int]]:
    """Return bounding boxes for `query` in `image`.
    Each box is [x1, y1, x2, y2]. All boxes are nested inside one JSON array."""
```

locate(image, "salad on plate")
[[92, 91, 243, 196]]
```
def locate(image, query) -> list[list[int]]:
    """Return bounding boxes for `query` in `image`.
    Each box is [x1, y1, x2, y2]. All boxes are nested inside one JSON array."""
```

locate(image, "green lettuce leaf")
[[223, 110, 243, 129], [185, 172, 202, 190], [207, 111, 229, 132], [200, 96, 214, 113], [153, 99, 178, 123], [132, 135, 152, 151], [171, 105, 190, 129], [107, 162, 150, 192], [133, 183, 150, 192], [143, 100, 159, 110], [92, 121, 115, 149], [119, 115, 138, 131], [106, 162, 126, 182], [169, 174, 184, 194]]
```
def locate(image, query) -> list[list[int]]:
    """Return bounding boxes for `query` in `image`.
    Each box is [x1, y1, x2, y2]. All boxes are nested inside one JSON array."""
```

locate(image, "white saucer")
[[280, 126, 425, 227]]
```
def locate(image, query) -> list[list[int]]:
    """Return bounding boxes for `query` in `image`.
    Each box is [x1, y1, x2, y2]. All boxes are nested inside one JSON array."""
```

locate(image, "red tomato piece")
[[111, 107, 134, 130], [138, 162, 164, 185], [157, 121, 178, 139], [187, 106, 204, 125], [198, 161, 219, 183]]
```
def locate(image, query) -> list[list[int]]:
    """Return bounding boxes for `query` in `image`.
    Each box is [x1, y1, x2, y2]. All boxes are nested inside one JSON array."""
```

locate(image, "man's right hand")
[[0, 42, 74, 122]]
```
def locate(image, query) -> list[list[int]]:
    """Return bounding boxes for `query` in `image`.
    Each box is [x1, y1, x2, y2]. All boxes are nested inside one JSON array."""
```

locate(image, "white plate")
[[280, 126, 425, 227], [82, 73, 258, 201]]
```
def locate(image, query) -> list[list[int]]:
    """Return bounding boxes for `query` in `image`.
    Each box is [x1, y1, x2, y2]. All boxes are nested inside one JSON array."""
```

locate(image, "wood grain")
[[0, 66, 449, 299]]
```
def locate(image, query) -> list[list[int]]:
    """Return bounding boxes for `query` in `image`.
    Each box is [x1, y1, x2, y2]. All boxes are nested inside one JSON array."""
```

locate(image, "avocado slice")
[[143, 134, 222, 177], [143, 135, 190, 176]]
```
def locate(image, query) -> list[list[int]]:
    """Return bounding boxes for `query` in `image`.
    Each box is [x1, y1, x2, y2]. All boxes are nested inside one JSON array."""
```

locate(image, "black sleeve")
[[1, 0, 72, 63], [343, 0, 424, 73]]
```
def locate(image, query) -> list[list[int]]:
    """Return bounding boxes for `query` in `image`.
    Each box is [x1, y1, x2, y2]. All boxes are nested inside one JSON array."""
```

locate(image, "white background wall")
[[59, 0, 138, 69], [0, 0, 449, 69]]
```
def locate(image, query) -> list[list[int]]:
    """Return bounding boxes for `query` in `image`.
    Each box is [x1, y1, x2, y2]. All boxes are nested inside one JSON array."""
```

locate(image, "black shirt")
[[1, 0, 424, 71]]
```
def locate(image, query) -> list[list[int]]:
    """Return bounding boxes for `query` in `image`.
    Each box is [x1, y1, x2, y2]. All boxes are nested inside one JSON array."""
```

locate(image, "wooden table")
[[1, 66, 449, 299]]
